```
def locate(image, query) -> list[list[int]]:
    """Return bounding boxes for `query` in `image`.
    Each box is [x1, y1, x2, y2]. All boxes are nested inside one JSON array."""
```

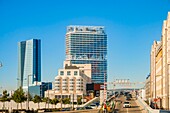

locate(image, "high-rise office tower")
[[66, 26, 107, 83], [18, 39, 41, 88]]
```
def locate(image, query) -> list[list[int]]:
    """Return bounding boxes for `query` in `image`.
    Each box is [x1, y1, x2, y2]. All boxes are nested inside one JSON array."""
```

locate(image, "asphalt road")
[[114, 95, 144, 113]]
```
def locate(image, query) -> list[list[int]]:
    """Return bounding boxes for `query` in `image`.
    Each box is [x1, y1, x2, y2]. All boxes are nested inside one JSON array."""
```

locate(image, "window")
[[60, 71, 64, 75], [70, 79, 74, 81], [67, 71, 71, 75], [74, 71, 78, 75]]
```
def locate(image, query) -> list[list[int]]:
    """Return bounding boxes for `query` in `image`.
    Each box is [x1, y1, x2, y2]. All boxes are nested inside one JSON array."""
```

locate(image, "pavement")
[[114, 95, 145, 113]]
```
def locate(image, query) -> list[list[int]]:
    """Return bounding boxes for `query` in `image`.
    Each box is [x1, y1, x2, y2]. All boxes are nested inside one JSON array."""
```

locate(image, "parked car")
[[75, 107, 85, 110], [97, 105, 102, 109], [84, 106, 93, 109], [61, 107, 72, 111], [90, 104, 97, 109], [123, 101, 131, 108]]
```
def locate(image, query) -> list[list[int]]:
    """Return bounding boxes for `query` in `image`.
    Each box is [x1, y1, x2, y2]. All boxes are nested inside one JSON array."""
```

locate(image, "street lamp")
[[48, 81, 50, 109], [27, 74, 35, 110]]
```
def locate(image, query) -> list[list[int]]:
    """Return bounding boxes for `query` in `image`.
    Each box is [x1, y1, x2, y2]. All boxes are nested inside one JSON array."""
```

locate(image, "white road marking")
[[126, 107, 129, 113]]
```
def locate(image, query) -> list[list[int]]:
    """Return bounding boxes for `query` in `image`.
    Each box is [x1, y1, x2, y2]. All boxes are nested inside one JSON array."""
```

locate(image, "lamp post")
[[104, 73, 107, 113], [72, 93, 74, 110], [27, 74, 35, 110], [48, 82, 49, 109], [61, 92, 63, 109]]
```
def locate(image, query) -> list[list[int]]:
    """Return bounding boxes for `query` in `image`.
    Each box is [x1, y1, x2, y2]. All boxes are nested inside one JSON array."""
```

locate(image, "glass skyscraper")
[[18, 39, 41, 88], [66, 26, 107, 83]]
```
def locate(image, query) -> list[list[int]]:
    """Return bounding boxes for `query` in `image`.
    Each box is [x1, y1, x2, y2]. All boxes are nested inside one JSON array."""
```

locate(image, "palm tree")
[[77, 96, 82, 105], [42, 97, 48, 109], [33, 95, 42, 109], [12, 87, 26, 110], [52, 98, 59, 109], [50, 99, 54, 108], [62, 98, 70, 108]]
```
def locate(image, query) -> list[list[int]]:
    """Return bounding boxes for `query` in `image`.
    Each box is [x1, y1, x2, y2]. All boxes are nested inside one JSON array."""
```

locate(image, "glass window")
[[67, 71, 71, 75], [60, 71, 64, 75], [74, 71, 78, 75]]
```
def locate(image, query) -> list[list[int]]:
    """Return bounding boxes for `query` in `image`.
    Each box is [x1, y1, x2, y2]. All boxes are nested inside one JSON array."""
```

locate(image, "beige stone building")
[[150, 12, 170, 109], [45, 61, 91, 102]]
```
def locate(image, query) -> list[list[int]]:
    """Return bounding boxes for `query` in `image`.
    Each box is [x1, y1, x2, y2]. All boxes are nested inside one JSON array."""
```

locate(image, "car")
[[123, 101, 131, 108], [127, 94, 132, 98], [75, 107, 85, 110], [61, 107, 71, 111], [97, 105, 102, 109], [90, 104, 97, 109], [84, 106, 93, 109], [126, 96, 131, 100], [94, 102, 100, 106]]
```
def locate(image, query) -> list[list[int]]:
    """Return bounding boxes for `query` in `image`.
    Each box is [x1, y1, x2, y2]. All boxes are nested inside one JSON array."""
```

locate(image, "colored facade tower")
[[66, 26, 107, 83], [18, 39, 41, 88]]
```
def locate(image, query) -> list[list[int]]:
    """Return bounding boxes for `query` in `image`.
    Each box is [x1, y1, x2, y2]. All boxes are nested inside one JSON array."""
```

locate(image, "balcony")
[[76, 85, 82, 87], [62, 81, 68, 84], [76, 81, 82, 84], [69, 87, 74, 90], [55, 84, 60, 87], [69, 81, 75, 84], [55, 81, 60, 84]]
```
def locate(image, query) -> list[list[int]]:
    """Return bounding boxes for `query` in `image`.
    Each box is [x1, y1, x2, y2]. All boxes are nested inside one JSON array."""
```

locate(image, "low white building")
[[44, 90, 56, 99], [45, 61, 91, 101], [138, 88, 146, 100]]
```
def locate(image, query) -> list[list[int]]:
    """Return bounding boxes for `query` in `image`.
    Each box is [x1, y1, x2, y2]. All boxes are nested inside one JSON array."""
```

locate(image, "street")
[[114, 94, 144, 113]]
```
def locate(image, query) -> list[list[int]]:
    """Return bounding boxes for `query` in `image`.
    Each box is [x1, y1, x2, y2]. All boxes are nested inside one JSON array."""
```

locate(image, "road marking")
[[126, 108, 129, 113]]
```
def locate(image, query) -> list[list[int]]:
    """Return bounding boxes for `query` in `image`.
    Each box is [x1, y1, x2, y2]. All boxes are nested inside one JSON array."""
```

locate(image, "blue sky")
[[0, 0, 170, 91]]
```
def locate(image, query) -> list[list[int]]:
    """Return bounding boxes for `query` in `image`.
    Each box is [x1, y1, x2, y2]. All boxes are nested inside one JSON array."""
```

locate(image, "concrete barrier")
[[137, 97, 159, 113]]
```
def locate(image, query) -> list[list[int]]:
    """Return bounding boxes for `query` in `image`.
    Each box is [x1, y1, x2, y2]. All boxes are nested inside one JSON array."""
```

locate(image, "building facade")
[[29, 82, 52, 98], [65, 26, 107, 83], [145, 74, 151, 100], [51, 61, 91, 101], [18, 39, 41, 88], [150, 12, 170, 109]]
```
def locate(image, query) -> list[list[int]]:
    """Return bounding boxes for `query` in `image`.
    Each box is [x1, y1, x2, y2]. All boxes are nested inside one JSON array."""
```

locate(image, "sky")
[[0, 0, 170, 91]]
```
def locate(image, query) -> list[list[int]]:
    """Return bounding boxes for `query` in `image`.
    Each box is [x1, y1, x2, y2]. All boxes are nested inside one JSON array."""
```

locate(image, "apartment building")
[[150, 12, 170, 109], [53, 61, 91, 101]]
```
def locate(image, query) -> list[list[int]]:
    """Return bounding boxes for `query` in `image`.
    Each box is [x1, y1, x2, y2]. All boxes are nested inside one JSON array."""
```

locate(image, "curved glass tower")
[[66, 26, 107, 83]]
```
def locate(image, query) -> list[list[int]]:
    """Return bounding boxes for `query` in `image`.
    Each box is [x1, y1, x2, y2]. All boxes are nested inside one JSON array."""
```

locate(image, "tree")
[[12, 87, 26, 110], [33, 95, 42, 109], [50, 99, 54, 108], [27, 92, 32, 101], [42, 97, 49, 109], [52, 98, 59, 109], [0, 90, 10, 109], [62, 98, 70, 108], [77, 97, 82, 105]]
